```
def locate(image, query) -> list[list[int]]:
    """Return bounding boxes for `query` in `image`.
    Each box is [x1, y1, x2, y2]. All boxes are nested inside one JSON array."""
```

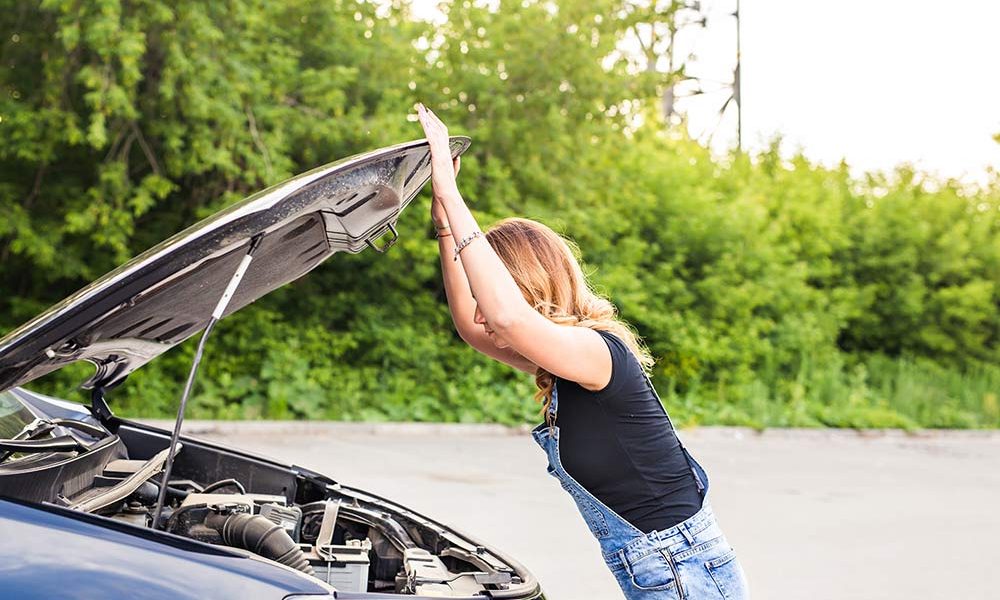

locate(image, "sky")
[[677, 0, 1000, 184], [412, 0, 1000, 185]]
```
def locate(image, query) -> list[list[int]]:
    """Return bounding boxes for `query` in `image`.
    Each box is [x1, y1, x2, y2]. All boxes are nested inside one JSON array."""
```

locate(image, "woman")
[[416, 103, 750, 600]]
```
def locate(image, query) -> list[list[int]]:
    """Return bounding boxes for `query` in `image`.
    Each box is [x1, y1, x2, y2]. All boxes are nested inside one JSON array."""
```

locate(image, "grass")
[[26, 350, 1000, 430], [665, 354, 1000, 430]]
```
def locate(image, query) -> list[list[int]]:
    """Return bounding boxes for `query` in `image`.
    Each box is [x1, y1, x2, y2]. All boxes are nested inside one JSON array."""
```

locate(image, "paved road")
[[166, 422, 1000, 600]]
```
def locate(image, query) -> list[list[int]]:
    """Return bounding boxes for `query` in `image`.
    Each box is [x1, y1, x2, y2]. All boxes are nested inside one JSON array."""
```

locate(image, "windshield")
[[0, 391, 36, 439], [0, 391, 40, 463]]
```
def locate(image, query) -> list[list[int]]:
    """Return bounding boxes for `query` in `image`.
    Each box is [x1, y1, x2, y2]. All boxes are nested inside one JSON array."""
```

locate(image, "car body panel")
[[0, 497, 333, 599], [0, 137, 470, 394], [0, 387, 545, 599]]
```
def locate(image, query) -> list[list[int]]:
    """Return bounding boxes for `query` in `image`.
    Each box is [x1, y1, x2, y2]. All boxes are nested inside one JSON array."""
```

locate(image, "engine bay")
[[99, 466, 512, 596], [0, 395, 533, 598]]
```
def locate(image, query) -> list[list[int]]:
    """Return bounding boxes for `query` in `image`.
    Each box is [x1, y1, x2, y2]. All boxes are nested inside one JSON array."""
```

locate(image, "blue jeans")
[[532, 385, 749, 599]]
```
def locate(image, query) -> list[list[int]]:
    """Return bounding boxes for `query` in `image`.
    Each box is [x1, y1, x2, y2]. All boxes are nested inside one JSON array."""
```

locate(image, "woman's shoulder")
[[593, 329, 633, 361], [552, 328, 645, 396], [588, 328, 645, 396]]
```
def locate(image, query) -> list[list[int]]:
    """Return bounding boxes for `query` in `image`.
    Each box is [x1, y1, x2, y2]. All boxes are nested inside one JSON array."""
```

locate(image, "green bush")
[[2, 1, 998, 428]]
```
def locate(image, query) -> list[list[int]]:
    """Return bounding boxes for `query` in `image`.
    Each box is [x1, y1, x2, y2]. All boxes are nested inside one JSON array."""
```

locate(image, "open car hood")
[[0, 137, 470, 393]]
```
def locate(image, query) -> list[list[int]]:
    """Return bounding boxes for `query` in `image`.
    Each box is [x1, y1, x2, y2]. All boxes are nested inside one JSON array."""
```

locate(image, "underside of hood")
[[0, 137, 470, 393]]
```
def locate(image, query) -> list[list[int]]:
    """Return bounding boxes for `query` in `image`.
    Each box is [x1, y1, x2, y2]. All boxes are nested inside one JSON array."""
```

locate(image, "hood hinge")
[[88, 386, 119, 432]]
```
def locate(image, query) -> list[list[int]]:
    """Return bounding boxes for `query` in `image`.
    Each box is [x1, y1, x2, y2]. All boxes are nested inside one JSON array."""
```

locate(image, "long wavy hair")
[[485, 217, 654, 423]]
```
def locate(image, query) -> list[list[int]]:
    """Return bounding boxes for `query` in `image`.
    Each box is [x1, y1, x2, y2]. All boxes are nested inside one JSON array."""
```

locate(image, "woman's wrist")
[[435, 222, 452, 239]]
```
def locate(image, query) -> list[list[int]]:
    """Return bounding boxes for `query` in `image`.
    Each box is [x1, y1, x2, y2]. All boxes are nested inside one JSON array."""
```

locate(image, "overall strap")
[[548, 380, 559, 421]]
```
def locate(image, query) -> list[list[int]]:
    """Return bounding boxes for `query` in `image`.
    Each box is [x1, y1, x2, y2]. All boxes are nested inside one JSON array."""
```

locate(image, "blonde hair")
[[485, 217, 654, 422]]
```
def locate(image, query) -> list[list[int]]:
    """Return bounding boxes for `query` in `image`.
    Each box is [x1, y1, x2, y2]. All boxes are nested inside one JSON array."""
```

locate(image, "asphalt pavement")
[[154, 421, 1000, 600]]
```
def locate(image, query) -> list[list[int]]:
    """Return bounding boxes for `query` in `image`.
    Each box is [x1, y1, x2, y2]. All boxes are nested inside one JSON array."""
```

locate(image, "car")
[[0, 138, 545, 600]]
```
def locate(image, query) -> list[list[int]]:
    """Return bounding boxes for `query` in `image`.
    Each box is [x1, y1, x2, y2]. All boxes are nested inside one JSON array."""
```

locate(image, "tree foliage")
[[2, 0, 999, 428]]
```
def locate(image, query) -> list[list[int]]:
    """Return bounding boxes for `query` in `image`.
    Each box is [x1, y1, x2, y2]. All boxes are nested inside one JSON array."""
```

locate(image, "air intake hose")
[[205, 511, 314, 576]]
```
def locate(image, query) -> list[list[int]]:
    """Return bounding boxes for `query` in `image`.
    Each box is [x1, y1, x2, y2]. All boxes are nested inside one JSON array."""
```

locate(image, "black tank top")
[[555, 330, 702, 533]]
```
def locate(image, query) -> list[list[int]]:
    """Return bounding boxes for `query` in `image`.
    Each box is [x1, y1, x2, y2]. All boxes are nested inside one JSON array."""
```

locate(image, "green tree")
[[2, 0, 998, 429]]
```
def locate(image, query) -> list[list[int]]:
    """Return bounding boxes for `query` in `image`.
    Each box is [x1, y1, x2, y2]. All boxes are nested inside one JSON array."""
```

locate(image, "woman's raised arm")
[[416, 104, 612, 390], [437, 219, 537, 374], [433, 159, 537, 374]]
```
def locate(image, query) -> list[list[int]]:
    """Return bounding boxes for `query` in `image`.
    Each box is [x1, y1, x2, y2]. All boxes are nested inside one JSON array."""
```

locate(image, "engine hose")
[[205, 512, 314, 576], [201, 478, 246, 494]]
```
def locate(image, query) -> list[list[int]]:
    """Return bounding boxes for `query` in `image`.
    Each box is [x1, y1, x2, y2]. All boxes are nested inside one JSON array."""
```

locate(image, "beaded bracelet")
[[453, 230, 482, 261]]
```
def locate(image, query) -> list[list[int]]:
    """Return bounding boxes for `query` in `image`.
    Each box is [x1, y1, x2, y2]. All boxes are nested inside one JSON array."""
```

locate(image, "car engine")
[[0, 399, 530, 597], [84, 455, 517, 596]]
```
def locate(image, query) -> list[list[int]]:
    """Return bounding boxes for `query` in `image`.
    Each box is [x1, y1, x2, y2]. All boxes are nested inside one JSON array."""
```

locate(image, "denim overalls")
[[531, 377, 750, 599]]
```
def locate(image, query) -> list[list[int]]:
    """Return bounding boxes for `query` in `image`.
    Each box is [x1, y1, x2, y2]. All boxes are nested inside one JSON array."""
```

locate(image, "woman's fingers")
[[417, 103, 448, 135], [428, 111, 448, 136], [417, 103, 438, 128], [416, 103, 435, 132], [415, 102, 454, 175], [417, 112, 441, 141]]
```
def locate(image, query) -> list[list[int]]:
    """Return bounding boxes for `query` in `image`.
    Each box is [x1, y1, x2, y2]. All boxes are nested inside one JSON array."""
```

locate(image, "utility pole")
[[735, 0, 742, 150]]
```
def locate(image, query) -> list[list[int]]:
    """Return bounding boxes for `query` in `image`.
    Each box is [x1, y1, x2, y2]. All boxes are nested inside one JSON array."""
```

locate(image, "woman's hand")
[[416, 103, 459, 201]]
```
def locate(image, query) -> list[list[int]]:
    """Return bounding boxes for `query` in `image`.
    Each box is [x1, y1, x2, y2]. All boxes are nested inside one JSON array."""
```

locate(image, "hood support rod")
[[151, 235, 263, 529]]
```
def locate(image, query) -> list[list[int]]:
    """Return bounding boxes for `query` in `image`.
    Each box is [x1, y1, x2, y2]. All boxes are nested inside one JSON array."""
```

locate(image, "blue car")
[[0, 139, 544, 600]]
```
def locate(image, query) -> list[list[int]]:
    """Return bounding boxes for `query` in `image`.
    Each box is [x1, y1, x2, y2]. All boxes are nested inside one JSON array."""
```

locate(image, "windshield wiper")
[[5, 417, 48, 441], [0, 435, 86, 461], [0, 418, 53, 463], [0, 417, 108, 464], [5, 417, 107, 442]]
